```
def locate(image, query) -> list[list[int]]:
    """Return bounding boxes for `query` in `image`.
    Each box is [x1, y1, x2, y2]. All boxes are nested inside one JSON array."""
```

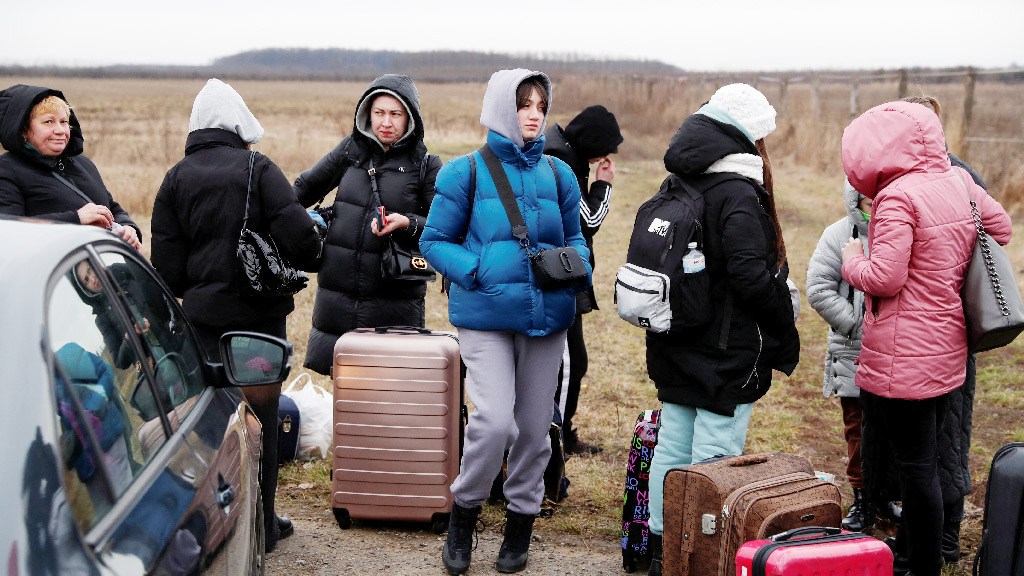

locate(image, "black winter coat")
[[151, 128, 323, 329], [543, 123, 611, 313], [646, 114, 799, 416], [0, 84, 140, 237], [294, 75, 441, 375]]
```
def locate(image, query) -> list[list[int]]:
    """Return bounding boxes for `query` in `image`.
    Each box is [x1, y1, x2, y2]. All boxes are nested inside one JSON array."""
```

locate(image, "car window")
[[47, 255, 151, 532], [96, 252, 206, 427]]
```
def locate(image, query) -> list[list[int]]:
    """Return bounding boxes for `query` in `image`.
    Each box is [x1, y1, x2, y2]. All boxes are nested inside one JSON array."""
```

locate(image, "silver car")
[[0, 216, 291, 575]]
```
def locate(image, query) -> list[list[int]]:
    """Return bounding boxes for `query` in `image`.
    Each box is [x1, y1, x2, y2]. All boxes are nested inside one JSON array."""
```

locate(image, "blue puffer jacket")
[[420, 130, 591, 336]]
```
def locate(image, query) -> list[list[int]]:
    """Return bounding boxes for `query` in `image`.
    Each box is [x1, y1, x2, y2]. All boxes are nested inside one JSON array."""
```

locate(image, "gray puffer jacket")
[[806, 179, 870, 398]]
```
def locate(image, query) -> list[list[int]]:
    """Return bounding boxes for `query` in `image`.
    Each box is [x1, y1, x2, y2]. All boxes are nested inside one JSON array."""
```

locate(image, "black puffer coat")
[[646, 114, 799, 416], [151, 128, 323, 329], [0, 84, 140, 237], [295, 75, 441, 375], [543, 124, 610, 313]]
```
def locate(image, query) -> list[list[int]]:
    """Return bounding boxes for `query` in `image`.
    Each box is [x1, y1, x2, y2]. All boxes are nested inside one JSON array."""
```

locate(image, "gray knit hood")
[[480, 69, 552, 150], [353, 74, 423, 152]]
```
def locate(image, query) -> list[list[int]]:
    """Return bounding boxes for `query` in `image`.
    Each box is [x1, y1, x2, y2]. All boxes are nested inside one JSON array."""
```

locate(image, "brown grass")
[[5, 75, 1023, 574]]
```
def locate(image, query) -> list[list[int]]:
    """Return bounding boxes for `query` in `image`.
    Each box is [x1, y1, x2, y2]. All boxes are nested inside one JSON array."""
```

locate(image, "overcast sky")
[[2, 0, 1021, 72]]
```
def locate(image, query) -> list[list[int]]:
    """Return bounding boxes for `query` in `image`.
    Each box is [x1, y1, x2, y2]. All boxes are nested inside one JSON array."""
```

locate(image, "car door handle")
[[216, 475, 235, 509]]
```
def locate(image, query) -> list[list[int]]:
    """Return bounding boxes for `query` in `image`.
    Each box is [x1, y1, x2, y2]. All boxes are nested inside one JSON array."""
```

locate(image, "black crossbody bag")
[[477, 147, 587, 291]]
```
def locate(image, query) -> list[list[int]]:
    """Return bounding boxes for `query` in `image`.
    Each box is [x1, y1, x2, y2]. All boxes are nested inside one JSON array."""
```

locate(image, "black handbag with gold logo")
[[367, 159, 436, 282]]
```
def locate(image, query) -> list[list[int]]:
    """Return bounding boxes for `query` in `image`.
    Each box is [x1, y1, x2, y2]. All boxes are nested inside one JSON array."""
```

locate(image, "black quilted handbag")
[[236, 151, 309, 296]]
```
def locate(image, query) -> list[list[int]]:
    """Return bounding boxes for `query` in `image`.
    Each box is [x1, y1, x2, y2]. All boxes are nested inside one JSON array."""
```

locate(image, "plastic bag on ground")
[[282, 373, 333, 460]]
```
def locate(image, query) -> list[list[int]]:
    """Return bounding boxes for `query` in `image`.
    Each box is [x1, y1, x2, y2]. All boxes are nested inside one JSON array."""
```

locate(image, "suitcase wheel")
[[431, 512, 449, 535], [333, 507, 351, 530]]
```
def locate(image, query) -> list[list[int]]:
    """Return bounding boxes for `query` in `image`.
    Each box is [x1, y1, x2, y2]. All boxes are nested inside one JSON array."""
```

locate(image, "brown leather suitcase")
[[330, 327, 463, 533], [661, 452, 842, 576]]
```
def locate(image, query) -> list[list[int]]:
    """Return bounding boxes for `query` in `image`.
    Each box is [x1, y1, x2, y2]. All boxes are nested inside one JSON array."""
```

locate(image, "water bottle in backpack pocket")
[[617, 175, 712, 331]]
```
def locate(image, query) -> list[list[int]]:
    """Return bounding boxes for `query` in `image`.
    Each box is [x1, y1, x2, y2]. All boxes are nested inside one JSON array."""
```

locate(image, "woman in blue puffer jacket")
[[420, 68, 591, 575]]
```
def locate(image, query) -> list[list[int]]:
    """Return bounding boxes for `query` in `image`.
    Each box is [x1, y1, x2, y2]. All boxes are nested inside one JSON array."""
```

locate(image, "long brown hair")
[[756, 138, 786, 270]]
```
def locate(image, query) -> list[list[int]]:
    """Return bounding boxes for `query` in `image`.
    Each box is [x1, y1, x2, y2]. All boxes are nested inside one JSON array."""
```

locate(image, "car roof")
[[0, 216, 123, 280]]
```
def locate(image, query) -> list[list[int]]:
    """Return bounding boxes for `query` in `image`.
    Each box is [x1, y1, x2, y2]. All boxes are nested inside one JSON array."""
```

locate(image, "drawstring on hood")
[[480, 69, 552, 150], [188, 79, 264, 144]]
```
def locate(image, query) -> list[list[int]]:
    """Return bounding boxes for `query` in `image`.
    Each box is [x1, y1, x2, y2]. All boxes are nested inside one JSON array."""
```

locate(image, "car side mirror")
[[219, 332, 292, 387]]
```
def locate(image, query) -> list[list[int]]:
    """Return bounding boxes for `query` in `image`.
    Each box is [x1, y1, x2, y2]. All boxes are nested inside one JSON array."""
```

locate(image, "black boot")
[[495, 510, 536, 573], [941, 519, 961, 564], [841, 488, 875, 532], [877, 500, 903, 523], [648, 532, 663, 576], [442, 503, 481, 575]]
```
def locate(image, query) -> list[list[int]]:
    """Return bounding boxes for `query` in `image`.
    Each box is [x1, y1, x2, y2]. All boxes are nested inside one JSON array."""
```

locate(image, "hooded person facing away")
[[151, 78, 323, 553], [293, 74, 442, 376]]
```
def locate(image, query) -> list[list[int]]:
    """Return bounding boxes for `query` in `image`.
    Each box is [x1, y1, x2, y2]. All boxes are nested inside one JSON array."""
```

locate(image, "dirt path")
[[267, 497, 627, 576]]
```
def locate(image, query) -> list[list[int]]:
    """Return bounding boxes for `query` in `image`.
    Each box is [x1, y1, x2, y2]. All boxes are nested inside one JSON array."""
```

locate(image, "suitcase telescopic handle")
[[770, 526, 843, 542], [367, 326, 434, 335]]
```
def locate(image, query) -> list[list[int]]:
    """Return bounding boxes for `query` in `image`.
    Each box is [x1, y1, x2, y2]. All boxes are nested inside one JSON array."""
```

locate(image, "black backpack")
[[619, 174, 714, 331]]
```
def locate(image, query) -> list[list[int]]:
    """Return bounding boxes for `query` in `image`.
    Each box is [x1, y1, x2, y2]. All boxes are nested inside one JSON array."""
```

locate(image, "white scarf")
[[704, 153, 764, 184]]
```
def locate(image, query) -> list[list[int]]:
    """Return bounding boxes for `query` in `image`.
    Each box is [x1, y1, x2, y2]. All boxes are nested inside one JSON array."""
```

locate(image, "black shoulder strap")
[[51, 171, 94, 206], [477, 145, 530, 247], [240, 151, 258, 229], [546, 155, 562, 197]]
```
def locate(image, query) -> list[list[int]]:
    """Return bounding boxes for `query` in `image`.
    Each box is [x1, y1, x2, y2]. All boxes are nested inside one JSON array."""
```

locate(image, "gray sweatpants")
[[451, 327, 567, 515]]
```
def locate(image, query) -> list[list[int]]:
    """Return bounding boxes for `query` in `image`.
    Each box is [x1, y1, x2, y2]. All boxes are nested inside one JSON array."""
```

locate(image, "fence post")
[[811, 74, 821, 120], [850, 76, 860, 120], [898, 69, 908, 98], [960, 66, 977, 161]]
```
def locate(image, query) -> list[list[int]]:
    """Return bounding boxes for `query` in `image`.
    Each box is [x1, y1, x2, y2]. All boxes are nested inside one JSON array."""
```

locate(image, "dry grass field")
[[4, 75, 1024, 574]]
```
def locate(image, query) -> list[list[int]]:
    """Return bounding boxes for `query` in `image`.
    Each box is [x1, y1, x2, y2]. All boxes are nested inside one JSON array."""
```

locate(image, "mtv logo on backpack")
[[616, 174, 737, 333]]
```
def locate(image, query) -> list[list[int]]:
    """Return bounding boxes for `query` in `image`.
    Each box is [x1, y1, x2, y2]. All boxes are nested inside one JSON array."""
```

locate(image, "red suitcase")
[[734, 527, 893, 576], [330, 326, 463, 533]]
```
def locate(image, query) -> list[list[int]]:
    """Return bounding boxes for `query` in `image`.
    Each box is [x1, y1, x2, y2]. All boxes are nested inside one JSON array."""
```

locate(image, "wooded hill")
[[1, 48, 683, 82]]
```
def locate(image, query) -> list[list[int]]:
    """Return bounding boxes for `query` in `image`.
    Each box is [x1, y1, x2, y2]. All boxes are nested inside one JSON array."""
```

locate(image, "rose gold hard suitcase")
[[662, 452, 842, 576], [330, 327, 463, 533]]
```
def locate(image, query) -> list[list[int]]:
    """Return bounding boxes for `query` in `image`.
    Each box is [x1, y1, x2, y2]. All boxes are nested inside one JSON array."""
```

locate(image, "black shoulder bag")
[[236, 151, 309, 296], [368, 158, 436, 282], [477, 147, 588, 290]]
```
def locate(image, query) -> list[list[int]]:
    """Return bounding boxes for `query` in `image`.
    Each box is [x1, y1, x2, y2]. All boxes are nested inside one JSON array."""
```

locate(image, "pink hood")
[[841, 101, 1012, 399]]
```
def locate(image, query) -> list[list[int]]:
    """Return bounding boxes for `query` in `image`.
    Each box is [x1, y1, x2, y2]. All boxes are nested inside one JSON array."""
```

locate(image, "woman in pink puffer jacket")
[[840, 100, 1011, 576]]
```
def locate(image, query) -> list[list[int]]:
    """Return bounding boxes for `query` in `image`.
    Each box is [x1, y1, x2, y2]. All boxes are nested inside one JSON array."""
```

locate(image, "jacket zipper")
[[742, 324, 763, 388]]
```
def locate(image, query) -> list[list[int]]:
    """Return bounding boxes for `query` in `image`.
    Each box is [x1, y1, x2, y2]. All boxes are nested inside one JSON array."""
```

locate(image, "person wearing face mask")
[[294, 74, 442, 376], [421, 69, 591, 575], [0, 85, 141, 249]]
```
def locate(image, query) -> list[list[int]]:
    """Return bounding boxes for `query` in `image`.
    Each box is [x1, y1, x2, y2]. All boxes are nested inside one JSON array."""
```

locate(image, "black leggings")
[[863, 390, 949, 576]]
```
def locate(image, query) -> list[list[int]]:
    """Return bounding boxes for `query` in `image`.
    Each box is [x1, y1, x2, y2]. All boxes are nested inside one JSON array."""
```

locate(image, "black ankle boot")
[[648, 532, 663, 576], [442, 503, 481, 575], [841, 488, 875, 532], [496, 510, 536, 573], [941, 519, 961, 563]]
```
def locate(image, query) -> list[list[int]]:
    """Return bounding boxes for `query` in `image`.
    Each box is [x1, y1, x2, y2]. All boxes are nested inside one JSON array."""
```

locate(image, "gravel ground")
[[267, 498, 627, 576]]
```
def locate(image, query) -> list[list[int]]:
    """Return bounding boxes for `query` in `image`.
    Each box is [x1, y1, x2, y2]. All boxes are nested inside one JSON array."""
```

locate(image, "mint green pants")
[[648, 402, 753, 535]]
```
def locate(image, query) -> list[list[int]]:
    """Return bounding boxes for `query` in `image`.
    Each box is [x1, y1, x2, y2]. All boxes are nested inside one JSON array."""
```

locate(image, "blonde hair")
[[27, 95, 72, 126], [900, 95, 941, 118]]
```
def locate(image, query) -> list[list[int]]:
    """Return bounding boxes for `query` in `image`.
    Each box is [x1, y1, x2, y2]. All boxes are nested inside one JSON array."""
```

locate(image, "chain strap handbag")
[[957, 170, 1024, 353], [367, 158, 436, 282], [236, 151, 309, 296], [477, 146, 588, 290]]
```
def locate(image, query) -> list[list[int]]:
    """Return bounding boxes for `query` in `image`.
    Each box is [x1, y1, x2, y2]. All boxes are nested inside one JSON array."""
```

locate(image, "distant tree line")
[[2, 49, 1020, 84]]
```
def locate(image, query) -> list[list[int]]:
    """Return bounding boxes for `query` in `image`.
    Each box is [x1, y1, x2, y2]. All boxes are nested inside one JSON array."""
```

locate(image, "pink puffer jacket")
[[841, 101, 1012, 399]]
